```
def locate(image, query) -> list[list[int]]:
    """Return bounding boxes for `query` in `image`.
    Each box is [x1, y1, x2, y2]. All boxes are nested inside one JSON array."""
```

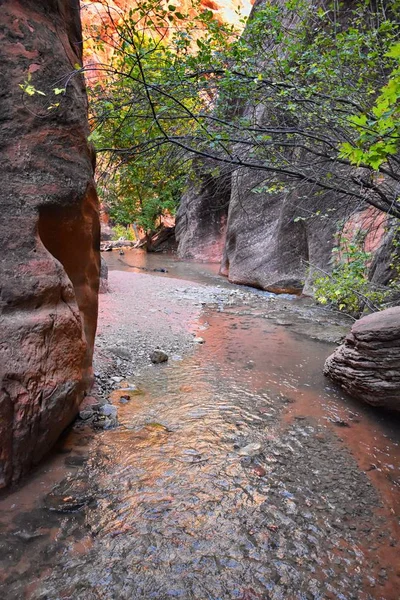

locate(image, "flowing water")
[[0, 252, 399, 600]]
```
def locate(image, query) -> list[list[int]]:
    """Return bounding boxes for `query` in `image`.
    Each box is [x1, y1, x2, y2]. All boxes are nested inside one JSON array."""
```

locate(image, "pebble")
[[238, 443, 262, 457], [149, 350, 169, 363], [330, 418, 350, 428], [101, 404, 118, 418], [79, 409, 94, 421], [253, 465, 267, 477]]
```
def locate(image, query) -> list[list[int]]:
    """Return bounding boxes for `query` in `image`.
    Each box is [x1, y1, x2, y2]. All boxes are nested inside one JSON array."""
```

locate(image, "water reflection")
[[105, 249, 225, 287], [0, 265, 399, 600]]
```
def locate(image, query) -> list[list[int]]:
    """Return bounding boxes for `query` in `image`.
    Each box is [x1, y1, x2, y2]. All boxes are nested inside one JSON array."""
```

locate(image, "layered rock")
[[0, 0, 100, 488], [177, 144, 356, 291], [324, 307, 400, 411]]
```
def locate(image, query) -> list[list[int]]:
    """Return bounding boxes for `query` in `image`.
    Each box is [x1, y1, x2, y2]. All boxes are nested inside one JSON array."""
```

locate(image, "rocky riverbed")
[[0, 261, 399, 600], [93, 267, 352, 399]]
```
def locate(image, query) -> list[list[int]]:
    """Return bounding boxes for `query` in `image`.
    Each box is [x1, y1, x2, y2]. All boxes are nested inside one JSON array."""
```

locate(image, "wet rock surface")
[[0, 0, 100, 488], [324, 307, 400, 411], [0, 259, 398, 599], [43, 476, 95, 513]]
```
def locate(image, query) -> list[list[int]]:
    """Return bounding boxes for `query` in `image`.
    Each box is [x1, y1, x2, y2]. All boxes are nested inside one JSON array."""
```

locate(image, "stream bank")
[[0, 252, 399, 599]]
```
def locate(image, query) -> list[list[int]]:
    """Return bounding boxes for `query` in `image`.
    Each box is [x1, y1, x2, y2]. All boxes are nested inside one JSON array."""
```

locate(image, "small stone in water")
[[330, 418, 350, 427], [193, 337, 205, 344], [238, 443, 262, 457], [253, 465, 266, 477]]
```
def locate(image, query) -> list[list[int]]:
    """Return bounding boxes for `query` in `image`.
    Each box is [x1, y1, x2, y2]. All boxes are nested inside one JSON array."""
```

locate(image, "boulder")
[[324, 307, 400, 411], [0, 1, 100, 488]]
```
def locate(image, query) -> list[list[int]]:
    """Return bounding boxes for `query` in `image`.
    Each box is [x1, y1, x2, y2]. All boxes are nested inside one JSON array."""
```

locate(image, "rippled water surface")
[[0, 254, 399, 600]]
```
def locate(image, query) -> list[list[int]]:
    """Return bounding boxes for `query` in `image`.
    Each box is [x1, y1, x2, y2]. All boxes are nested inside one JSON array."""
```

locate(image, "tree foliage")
[[312, 233, 394, 316], [83, 0, 400, 228], [85, 0, 238, 232]]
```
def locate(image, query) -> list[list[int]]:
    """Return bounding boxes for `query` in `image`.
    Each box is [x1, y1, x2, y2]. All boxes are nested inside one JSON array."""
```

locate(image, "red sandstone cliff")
[[0, 0, 100, 488]]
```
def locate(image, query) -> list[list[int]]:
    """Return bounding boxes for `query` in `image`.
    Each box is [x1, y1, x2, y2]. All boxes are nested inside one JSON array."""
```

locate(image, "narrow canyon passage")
[[0, 255, 399, 600]]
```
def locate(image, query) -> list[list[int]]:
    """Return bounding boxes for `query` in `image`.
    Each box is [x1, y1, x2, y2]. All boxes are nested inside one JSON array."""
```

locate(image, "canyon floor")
[[0, 252, 399, 600]]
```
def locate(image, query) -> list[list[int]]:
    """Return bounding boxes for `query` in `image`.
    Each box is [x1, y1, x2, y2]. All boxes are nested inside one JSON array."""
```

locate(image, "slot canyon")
[[0, 1, 399, 599]]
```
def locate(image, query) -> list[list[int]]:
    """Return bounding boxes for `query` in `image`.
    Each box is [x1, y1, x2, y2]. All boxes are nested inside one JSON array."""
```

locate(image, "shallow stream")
[[0, 252, 399, 599]]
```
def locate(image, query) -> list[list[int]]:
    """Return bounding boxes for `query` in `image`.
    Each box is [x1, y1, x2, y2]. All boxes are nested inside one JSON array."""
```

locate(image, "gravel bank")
[[93, 270, 250, 399], [93, 269, 351, 401]]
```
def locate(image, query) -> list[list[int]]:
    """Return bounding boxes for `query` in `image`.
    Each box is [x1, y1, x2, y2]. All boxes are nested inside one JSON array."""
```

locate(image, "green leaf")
[[386, 42, 400, 59], [348, 114, 368, 127]]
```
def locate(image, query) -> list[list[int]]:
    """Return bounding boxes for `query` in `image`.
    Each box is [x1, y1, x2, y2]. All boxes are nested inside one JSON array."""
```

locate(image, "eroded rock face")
[[0, 0, 100, 488], [176, 165, 231, 262], [176, 1, 390, 294], [221, 169, 350, 293], [324, 307, 400, 411]]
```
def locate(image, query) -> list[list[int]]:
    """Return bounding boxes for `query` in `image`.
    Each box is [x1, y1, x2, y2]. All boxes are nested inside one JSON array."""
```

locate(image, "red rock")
[[324, 307, 400, 411], [79, 396, 99, 410], [0, 1, 100, 488]]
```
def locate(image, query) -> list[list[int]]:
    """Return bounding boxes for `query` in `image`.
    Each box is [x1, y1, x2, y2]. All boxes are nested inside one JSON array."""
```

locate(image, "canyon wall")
[[176, 161, 357, 292], [176, 0, 390, 293], [175, 163, 231, 262], [0, 0, 100, 488]]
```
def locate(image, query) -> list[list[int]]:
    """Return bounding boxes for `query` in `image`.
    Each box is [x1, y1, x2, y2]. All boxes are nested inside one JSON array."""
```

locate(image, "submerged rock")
[[324, 307, 400, 411], [238, 443, 262, 457], [44, 477, 95, 513], [101, 404, 118, 418]]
